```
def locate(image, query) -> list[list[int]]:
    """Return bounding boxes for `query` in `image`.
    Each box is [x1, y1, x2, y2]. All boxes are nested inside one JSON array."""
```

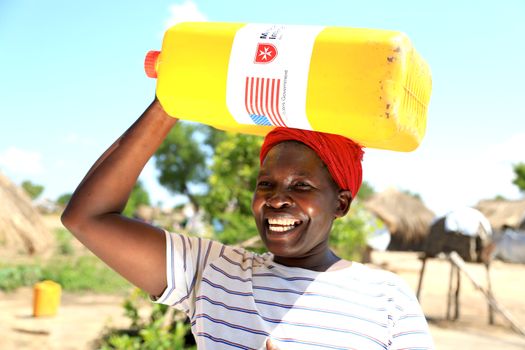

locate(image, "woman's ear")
[[335, 190, 353, 218]]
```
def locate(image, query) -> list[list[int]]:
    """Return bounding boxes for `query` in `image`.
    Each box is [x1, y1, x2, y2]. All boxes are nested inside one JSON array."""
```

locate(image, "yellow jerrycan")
[[33, 280, 62, 317], [145, 22, 432, 151]]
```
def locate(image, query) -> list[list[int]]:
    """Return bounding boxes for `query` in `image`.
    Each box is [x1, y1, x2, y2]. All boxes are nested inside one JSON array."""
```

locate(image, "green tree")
[[330, 202, 374, 261], [21, 180, 44, 200], [201, 133, 263, 245], [123, 180, 151, 217], [56, 193, 72, 206], [356, 180, 375, 201], [154, 123, 261, 244], [154, 122, 209, 211], [512, 162, 525, 193]]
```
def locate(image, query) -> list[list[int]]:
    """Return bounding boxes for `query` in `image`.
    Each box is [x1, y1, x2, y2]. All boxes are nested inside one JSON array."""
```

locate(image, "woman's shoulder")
[[346, 262, 417, 297], [219, 245, 272, 266]]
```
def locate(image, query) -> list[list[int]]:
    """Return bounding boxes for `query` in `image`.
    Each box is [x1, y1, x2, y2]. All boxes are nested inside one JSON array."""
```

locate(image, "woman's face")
[[252, 141, 347, 266]]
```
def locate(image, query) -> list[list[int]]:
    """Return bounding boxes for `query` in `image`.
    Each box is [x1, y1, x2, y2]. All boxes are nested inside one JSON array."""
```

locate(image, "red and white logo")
[[254, 43, 278, 64]]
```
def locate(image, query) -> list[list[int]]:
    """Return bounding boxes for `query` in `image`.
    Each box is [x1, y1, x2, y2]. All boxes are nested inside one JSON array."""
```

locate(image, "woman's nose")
[[265, 190, 292, 208]]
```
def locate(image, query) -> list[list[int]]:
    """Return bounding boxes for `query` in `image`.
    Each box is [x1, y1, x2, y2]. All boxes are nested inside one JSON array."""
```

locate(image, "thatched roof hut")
[[0, 172, 55, 257], [476, 199, 525, 231], [364, 188, 436, 251]]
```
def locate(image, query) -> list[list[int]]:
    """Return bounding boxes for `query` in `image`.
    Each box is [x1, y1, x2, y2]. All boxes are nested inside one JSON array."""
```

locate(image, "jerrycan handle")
[[144, 50, 161, 78]]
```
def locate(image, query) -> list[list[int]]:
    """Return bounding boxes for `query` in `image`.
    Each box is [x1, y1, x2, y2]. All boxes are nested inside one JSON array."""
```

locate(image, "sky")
[[1, 0, 524, 217]]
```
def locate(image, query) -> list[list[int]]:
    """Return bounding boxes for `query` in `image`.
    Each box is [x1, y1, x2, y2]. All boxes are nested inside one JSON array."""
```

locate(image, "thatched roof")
[[364, 188, 436, 246], [475, 199, 525, 231], [0, 172, 55, 257]]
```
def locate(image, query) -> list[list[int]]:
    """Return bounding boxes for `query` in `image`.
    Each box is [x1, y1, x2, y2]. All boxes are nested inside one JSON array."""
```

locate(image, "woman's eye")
[[257, 181, 271, 188], [295, 182, 312, 189]]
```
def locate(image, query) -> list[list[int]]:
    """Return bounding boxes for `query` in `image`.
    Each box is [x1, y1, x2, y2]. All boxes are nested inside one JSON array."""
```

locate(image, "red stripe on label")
[[244, 77, 252, 115], [254, 78, 262, 117], [249, 77, 256, 116], [273, 80, 286, 127]]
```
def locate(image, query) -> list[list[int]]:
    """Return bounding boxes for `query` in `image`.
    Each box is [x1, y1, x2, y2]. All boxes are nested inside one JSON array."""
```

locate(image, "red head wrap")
[[259, 128, 364, 197]]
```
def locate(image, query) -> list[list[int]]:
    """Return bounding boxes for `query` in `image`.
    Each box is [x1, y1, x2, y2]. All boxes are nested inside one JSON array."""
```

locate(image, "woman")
[[62, 99, 434, 349]]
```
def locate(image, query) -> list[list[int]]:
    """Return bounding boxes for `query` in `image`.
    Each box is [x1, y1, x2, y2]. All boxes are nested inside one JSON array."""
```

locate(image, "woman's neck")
[[273, 250, 346, 272]]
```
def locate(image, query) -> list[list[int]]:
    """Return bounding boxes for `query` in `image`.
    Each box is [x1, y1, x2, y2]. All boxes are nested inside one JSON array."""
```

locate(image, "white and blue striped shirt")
[[154, 231, 434, 350]]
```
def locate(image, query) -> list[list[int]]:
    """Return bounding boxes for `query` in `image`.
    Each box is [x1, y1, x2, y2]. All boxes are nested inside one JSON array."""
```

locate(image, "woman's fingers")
[[266, 338, 280, 350]]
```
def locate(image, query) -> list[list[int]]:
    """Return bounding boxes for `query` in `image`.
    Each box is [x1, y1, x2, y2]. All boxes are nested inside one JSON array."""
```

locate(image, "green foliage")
[[154, 122, 208, 210], [122, 290, 143, 329], [40, 255, 130, 293], [21, 180, 44, 200], [98, 289, 195, 350], [0, 254, 130, 293], [123, 180, 151, 217], [154, 124, 263, 244], [512, 162, 525, 193], [202, 133, 263, 245], [214, 211, 260, 246], [330, 203, 377, 261], [356, 180, 375, 201], [56, 193, 72, 206], [0, 265, 42, 291], [200, 124, 228, 150], [54, 228, 74, 255]]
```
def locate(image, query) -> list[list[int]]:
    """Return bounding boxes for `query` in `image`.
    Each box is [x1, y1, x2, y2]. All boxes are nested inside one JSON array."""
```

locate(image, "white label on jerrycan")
[[226, 24, 324, 129]]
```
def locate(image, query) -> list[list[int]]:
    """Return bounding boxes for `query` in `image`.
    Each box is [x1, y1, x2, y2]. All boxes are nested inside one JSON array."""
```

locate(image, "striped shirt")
[[154, 231, 434, 350]]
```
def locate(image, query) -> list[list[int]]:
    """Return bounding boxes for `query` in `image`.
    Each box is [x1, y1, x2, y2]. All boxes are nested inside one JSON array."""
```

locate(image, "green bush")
[[54, 228, 74, 255], [330, 202, 376, 261], [98, 289, 196, 350], [0, 254, 130, 293], [123, 180, 151, 217], [0, 265, 43, 291], [40, 255, 130, 293]]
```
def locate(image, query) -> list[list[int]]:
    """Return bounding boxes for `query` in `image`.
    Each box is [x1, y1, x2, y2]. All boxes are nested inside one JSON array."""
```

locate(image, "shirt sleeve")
[[152, 230, 223, 315], [389, 276, 435, 350]]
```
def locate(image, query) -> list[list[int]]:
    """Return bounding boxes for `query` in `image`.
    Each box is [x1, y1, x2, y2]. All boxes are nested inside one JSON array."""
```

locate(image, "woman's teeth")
[[269, 225, 295, 232], [267, 218, 298, 232]]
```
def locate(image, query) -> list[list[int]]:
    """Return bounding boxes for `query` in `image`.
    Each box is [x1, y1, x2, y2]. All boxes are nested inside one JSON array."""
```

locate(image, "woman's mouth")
[[267, 218, 301, 233]]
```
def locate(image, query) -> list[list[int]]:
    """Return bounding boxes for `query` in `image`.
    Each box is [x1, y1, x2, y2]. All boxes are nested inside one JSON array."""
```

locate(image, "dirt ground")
[[372, 251, 525, 349], [0, 288, 133, 350], [1, 216, 524, 349]]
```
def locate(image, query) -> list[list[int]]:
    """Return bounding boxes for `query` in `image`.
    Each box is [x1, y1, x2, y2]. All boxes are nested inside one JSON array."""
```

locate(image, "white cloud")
[[165, 0, 207, 29], [0, 147, 44, 175]]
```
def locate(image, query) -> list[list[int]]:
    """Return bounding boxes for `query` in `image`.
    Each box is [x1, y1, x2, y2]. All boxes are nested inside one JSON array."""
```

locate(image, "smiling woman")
[[61, 99, 434, 349]]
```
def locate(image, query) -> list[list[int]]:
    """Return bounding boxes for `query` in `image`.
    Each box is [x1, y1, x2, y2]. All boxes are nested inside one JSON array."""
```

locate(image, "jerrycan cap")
[[144, 50, 161, 78]]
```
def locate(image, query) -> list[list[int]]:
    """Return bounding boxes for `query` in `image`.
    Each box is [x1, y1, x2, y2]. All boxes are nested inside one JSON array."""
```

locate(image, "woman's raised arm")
[[62, 99, 177, 296]]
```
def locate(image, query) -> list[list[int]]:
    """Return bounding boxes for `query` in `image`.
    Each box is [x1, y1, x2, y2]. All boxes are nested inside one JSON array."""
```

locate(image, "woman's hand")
[[266, 338, 281, 350]]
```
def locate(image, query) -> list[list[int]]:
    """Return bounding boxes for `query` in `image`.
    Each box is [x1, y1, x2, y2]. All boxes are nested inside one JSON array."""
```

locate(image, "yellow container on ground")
[[33, 280, 61, 317], [147, 22, 432, 152]]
